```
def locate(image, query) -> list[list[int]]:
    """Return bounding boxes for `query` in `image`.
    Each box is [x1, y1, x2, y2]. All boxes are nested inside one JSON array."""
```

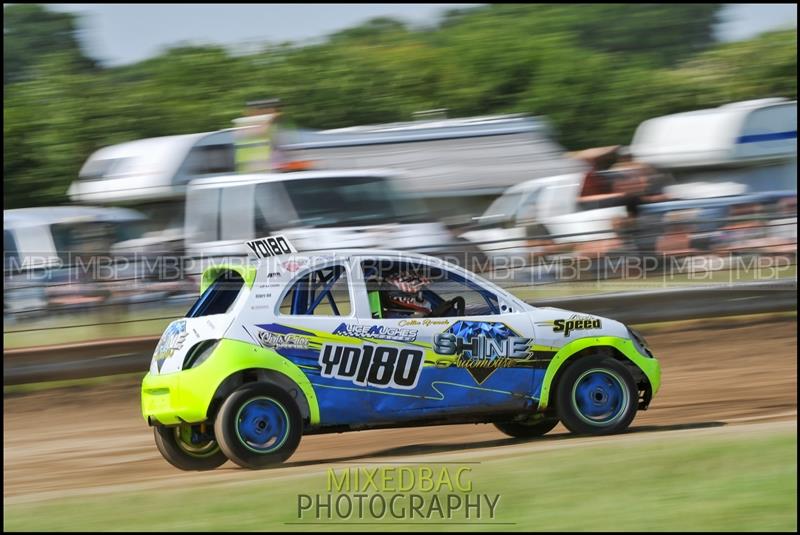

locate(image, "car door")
[[261, 260, 376, 427], [350, 255, 538, 423]]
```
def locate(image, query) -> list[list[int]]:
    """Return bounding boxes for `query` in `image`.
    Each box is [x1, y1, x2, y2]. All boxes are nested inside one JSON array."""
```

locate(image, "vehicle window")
[[282, 176, 403, 227], [180, 144, 236, 179], [185, 187, 220, 243], [482, 191, 525, 223], [254, 182, 297, 235], [79, 157, 131, 180], [51, 222, 117, 263], [220, 185, 255, 240], [279, 265, 351, 316], [361, 260, 499, 319], [186, 271, 244, 317], [4, 230, 19, 272], [516, 190, 542, 222]]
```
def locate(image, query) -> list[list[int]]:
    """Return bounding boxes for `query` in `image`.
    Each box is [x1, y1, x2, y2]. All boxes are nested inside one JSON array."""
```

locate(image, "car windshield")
[[281, 176, 426, 227], [51, 220, 149, 262], [480, 191, 525, 224]]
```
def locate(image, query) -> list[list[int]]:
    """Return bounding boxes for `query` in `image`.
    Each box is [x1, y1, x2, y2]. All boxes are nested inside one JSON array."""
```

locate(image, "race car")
[[141, 237, 661, 470]]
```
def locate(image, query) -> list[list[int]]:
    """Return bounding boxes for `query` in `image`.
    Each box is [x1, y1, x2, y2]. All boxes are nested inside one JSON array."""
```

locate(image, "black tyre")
[[494, 413, 559, 438], [214, 382, 302, 470], [153, 423, 228, 471], [555, 356, 638, 435]]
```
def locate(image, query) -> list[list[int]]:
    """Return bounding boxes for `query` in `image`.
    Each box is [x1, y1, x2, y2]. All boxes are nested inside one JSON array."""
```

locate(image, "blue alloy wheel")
[[571, 368, 630, 425], [235, 396, 290, 453]]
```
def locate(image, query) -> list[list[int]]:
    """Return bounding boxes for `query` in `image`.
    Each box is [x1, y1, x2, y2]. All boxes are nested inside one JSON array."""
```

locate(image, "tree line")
[[3, 3, 797, 208]]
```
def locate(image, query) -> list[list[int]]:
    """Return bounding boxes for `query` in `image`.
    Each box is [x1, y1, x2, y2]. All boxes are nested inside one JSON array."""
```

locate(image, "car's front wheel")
[[153, 423, 228, 471], [555, 356, 638, 435], [214, 383, 302, 469]]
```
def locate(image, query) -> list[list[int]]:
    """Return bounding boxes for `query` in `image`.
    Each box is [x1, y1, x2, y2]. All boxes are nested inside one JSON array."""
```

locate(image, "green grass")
[[4, 428, 796, 531]]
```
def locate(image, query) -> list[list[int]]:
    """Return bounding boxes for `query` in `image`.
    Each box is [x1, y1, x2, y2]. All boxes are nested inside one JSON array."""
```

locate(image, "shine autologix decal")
[[433, 321, 532, 384]]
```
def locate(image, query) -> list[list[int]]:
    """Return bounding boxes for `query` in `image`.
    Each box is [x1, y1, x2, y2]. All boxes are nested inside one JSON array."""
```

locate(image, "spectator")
[[716, 203, 769, 253], [233, 98, 283, 173], [655, 210, 699, 256], [766, 197, 798, 252]]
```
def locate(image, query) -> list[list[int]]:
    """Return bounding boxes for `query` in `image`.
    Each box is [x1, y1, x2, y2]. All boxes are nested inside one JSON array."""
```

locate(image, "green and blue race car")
[[142, 238, 660, 470]]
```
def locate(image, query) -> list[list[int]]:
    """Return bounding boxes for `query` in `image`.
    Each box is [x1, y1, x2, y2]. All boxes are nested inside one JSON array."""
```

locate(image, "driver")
[[382, 271, 432, 317]]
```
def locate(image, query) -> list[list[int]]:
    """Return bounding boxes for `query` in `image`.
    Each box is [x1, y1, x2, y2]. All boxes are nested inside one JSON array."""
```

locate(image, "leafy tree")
[[2, 4, 796, 208], [3, 4, 95, 85]]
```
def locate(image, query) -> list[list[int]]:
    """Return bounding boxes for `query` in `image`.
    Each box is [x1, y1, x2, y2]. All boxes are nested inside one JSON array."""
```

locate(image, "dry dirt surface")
[[4, 317, 797, 503]]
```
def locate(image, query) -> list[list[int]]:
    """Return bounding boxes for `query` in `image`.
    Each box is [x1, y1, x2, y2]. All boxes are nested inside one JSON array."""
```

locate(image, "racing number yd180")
[[319, 343, 424, 390]]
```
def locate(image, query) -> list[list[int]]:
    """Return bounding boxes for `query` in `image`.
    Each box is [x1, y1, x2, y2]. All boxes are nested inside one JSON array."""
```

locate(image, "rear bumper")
[[141, 369, 213, 426], [141, 338, 321, 426]]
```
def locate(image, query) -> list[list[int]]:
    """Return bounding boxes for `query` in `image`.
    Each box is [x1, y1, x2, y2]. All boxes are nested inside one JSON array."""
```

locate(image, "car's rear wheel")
[[214, 383, 302, 469], [556, 356, 638, 435], [494, 413, 559, 438], [153, 423, 228, 471]]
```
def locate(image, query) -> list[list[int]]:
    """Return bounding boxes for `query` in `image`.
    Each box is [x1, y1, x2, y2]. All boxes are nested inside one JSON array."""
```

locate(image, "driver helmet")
[[383, 271, 431, 314]]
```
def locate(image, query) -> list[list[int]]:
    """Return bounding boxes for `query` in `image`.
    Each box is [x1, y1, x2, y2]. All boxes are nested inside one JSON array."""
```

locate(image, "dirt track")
[[4, 317, 797, 503]]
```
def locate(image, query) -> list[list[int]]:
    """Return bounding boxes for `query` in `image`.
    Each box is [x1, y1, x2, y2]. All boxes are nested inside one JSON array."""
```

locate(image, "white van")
[[460, 173, 625, 257], [67, 130, 237, 232], [184, 170, 456, 259], [630, 98, 797, 193]]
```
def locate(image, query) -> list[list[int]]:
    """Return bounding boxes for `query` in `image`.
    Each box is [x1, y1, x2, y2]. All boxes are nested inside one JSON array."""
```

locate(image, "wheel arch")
[[537, 336, 657, 411], [207, 368, 316, 425]]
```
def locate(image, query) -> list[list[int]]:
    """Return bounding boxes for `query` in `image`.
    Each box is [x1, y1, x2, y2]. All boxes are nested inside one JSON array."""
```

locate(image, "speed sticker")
[[245, 235, 297, 258]]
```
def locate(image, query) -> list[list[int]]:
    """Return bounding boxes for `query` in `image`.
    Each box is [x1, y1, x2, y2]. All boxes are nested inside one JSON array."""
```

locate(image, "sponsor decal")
[[319, 343, 424, 390], [538, 315, 602, 337], [398, 318, 451, 327], [153, 320, 188, 371], [333, 322, 418, 342], [433, 321, 532, 384], [256, 328, 309, 350], [245, 234, 296, 259]]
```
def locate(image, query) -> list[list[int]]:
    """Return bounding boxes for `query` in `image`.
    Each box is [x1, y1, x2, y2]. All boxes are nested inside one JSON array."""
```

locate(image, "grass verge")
[[4, 427, 796, 531]]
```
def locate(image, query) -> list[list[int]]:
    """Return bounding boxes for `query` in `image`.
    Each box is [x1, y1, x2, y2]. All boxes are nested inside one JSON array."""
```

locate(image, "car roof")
[[4, 206, 146, 229], [187, 169, 402, 189]]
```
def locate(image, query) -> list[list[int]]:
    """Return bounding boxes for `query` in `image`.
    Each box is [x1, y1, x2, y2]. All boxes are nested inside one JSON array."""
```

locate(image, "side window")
[[180, 144, 236, 180], [4, 230, 19, 272], [254, 182, 296, 235], [516, 190, 542, 222], [186, 271, 244, 317], [279, 265, 351, 316], [185, 187, 220, 243], [361, 260, 499, 319], [426, 269, 500, 317]]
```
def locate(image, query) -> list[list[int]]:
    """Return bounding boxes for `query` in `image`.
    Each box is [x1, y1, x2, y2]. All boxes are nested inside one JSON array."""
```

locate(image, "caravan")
[[630, 98, 797, 194]]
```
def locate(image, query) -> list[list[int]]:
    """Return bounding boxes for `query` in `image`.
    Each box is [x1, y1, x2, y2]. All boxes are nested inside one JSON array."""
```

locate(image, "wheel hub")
[[571, 369, 629, 426], [236, 397, 290, 453]]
